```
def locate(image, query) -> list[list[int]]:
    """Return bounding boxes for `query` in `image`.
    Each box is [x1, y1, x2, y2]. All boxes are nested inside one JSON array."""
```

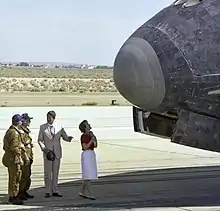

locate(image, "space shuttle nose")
[[113, 37, 166, 110]]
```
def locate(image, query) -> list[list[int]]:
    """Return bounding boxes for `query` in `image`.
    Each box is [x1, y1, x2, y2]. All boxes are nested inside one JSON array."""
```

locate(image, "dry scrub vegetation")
[[0, 67, 117, 93], [0, 67, 113, 79]]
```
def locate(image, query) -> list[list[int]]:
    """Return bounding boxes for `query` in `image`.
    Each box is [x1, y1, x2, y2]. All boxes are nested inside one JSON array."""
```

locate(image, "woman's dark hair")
[[79, 120, 88, 133]]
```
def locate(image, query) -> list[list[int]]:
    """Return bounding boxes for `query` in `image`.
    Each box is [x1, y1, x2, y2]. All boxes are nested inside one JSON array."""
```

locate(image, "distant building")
[[0, 61, 110, 69]]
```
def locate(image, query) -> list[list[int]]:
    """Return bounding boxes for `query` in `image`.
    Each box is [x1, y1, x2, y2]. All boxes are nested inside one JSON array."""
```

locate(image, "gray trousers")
[[43, 158, 60, 193]]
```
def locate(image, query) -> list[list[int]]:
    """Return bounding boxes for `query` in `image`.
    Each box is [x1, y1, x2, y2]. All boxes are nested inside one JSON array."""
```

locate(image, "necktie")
[[50, 125, 55, 138]]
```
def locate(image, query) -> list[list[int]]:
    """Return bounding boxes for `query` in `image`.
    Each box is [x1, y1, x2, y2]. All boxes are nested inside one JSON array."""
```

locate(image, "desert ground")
[[0, 67, 130, 107]]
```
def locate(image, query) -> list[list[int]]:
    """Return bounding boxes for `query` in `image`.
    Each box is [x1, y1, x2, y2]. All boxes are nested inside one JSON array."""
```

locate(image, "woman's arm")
[[81, 136, 94, 150], [90, 132, 98, 148]]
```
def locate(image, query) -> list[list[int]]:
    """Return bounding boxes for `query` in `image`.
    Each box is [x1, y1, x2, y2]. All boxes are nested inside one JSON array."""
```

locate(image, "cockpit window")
[[174, 0, 203, 7]]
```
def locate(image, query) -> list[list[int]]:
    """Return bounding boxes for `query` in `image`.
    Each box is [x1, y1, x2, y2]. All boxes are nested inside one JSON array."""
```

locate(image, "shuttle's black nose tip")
[[113, 37, 166, 110]]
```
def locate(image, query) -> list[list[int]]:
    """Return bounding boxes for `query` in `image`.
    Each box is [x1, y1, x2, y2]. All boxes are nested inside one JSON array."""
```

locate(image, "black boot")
[[17, 193, 28, 201], [24, 191, 34, 199], [8, 197, 24, 205]]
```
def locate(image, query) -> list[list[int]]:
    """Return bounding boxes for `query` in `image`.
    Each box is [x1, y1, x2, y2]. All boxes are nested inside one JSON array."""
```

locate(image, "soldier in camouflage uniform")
[[17, 113, 34, 200], [2, 114, 29, 205]]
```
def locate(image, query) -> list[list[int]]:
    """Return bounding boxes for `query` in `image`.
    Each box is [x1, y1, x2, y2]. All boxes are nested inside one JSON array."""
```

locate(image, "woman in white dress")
[[78, 120, 98, 200]]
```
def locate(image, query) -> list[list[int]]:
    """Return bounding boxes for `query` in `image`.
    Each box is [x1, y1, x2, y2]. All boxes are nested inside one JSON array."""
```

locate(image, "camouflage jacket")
[[21, 126, 33, 160], [2, 125, 24, 165]]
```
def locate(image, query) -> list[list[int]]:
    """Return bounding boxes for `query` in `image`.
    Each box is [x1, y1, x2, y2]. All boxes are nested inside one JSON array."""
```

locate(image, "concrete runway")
[[1, 137, 220, 211], [0, 106, 220, 210]]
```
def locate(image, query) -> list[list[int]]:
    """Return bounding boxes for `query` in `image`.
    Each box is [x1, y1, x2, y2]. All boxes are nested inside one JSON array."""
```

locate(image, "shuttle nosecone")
[[113, 37, 166, 110]]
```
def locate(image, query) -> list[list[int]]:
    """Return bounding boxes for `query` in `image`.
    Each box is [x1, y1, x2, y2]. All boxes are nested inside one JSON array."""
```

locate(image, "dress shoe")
[[52, 192, 62, 197], [44, 193, 50, 198], [24, 191, 34, 199], [87, 196, 96, 200]]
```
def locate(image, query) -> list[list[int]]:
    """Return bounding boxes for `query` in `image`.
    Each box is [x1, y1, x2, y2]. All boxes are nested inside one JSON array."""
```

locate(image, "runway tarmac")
[[1, 139, 220, 211], [0, 106, 220, 210]]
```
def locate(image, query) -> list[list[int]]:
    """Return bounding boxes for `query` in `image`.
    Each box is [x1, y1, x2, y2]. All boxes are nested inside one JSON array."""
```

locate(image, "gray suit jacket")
[[37, 122, 70, 159]]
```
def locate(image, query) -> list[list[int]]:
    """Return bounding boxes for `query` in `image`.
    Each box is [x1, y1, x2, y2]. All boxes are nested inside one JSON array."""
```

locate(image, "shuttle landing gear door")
[[133, 106, 178, 139]]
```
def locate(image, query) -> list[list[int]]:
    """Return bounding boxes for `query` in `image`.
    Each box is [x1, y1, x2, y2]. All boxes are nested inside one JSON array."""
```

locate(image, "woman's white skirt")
[[81, 150, 98, 180]]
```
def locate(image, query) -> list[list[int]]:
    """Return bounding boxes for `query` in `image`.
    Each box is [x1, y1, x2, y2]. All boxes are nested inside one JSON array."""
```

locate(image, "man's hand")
[[68, 136, 73, 142], [43, 148, 49, 154]]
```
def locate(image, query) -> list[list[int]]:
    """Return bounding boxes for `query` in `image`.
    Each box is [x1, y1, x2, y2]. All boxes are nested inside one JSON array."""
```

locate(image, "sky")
[[0, 0, 174, 66]]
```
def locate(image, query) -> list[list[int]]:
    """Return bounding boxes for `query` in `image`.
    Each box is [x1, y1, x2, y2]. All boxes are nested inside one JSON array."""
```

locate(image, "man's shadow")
[[1, 165, 220, 210]]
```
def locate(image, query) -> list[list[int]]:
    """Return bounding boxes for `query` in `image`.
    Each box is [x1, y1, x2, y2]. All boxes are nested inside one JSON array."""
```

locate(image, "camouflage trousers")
[[7, 164, 22, 197], [19, 159, 33, 194]]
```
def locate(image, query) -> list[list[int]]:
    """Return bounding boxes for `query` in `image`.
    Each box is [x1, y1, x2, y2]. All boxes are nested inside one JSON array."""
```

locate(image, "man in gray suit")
[[37, 110, 73, 198]]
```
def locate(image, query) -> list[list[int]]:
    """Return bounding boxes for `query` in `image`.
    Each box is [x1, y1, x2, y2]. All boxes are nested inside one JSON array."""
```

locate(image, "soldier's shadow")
[[1, 166, 220, 210], [0, 194, 8, 204]]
